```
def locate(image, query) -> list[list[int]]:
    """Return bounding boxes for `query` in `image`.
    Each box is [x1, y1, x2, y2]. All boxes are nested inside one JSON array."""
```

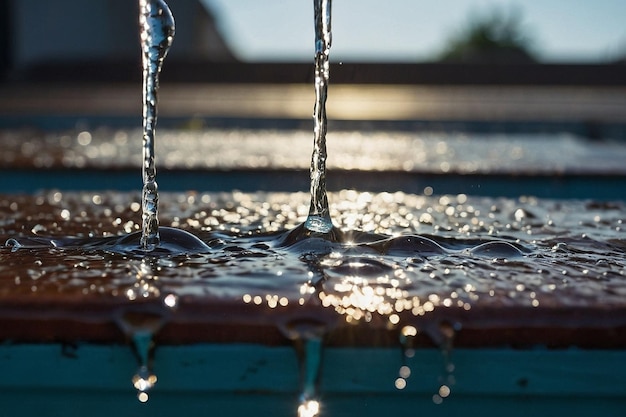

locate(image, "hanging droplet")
[[298, 398, 321, 417], [133, 364, 158, 403], [116, 311, 165, 402], [131, 330, 158, 403], [297, 336, 324, 417], [280, 319, 326, 417]]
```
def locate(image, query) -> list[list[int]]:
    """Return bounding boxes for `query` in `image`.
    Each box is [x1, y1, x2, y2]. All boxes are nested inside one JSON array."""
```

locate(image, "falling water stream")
[[304, 0, 333, 235], [139, 0, 174, 250], [136, 0, 210, 257], [1, 0, 626, 415], [297, 2, 332, 413]]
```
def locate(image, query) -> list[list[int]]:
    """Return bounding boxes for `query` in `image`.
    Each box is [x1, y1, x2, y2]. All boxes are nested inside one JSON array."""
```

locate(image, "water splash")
[[139, 0, 175, 251], [305, 0, 333, 235]]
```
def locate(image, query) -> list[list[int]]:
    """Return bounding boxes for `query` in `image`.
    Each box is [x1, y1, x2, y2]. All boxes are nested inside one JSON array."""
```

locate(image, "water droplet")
[[298, 399, 321, 417], [130, 329, 158, 402], [132, 364, 157, 403], [551, 242, 568, 252], [163, 293, 178, 309], [470, 241, 526, 257], [5, 238, 23, 252], [394, 377, 407, 390], [31, 224, 47, 234], [383, 235, 446, 257]]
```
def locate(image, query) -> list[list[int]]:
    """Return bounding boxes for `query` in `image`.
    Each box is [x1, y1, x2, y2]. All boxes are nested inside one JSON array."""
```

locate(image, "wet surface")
[[2, 128, 626, 175], [1, 190, 625, 347]]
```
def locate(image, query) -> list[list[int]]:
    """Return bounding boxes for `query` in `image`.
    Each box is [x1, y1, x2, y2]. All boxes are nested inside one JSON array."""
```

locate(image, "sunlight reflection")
[[298, 400, 320, 417]]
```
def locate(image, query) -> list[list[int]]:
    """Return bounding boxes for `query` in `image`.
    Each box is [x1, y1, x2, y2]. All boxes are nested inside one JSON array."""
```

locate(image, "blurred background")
[[1, 0, 626, 198], [1, 0, 625, 81], [204, 0, 626, 64]]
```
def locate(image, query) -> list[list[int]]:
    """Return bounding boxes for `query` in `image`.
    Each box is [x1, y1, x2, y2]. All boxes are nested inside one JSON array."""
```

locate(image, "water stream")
[[139, 0, 175, 250], [305, 0, 333, 235]]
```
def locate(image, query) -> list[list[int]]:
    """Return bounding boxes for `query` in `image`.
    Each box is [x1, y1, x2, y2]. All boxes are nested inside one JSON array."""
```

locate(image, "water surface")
[[1, 190, 624, 337]]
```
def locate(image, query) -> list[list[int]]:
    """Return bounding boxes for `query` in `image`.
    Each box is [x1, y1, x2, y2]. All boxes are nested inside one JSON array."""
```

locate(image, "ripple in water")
[[6, 227, 209, 256]]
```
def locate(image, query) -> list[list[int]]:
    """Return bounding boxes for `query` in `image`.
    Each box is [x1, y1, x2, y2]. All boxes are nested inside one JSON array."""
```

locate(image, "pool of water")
[[2, 189, 625, 344]]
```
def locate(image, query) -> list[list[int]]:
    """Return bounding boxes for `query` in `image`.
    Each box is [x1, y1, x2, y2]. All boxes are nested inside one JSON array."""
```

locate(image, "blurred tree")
[[612, 47, 626, 64], [438, 6, 537, 64]]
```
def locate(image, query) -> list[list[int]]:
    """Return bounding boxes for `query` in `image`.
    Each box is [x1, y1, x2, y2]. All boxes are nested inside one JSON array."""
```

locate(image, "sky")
[[202, 0, 626, 62]]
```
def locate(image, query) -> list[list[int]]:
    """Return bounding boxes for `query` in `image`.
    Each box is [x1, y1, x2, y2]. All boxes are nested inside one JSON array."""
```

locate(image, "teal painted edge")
[[1, 343, 625, 417], [0, 343, 625, 396]]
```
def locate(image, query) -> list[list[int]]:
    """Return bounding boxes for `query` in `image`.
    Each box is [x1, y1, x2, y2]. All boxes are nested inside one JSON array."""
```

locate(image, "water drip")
[[139, 0, 175, 251], [116, 311, 165, 402], [131, 330, 158, 403], [305, 0, 333, 235], [432, 321, 458, 404], [280, 319, 326, 417], [296, 336, 324, 417], [395, 325, 418, 390]]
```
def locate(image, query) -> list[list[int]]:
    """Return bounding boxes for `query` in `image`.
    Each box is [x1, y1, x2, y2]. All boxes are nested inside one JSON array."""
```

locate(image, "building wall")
[[9, 0, 235, 70]]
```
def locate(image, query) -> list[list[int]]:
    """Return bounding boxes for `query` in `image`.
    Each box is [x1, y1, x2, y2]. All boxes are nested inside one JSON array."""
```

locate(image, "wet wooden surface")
[[1, 191, 626, 348]]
